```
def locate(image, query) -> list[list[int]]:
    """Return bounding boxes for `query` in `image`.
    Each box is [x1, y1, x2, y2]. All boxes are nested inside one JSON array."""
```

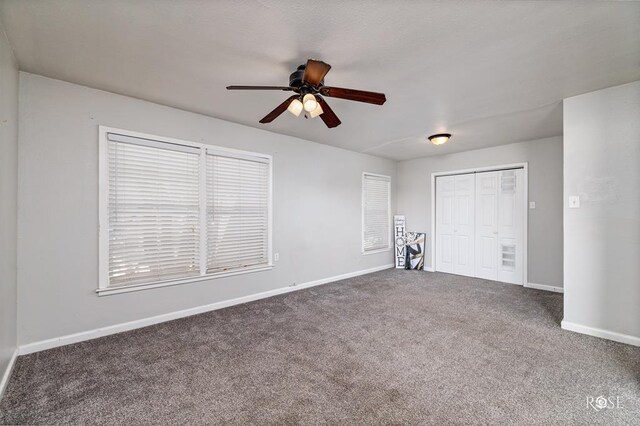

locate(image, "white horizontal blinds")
[[206, 153, 269, 273], [108, 133, 201, 287], [363, 174, 391, 252]]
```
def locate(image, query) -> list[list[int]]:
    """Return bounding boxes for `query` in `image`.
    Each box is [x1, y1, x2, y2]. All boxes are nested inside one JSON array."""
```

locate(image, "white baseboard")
[[18, 264, 394, 355], [525, 282, 564, 293], [424, 267, 435, 272], [0, 349, 18, 399], [561, 320, 640, 347]]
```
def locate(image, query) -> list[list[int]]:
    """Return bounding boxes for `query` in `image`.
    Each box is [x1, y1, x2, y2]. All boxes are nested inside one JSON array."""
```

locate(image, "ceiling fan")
[[226, 59, 386, 128]]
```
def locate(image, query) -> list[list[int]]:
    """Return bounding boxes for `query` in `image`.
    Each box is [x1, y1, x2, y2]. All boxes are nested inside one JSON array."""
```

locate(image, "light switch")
[[274, 253, 280, 261], [569, 196, 580, 209], [529, 201, 536, 209]]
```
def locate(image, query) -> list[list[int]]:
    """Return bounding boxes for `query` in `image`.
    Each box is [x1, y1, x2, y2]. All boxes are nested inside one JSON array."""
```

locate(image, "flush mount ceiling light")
[[428, 133, 452, 146]]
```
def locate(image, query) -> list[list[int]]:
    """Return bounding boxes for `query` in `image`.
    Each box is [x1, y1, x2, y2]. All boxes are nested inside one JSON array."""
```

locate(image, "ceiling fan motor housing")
[[289, 64, 323, 89]]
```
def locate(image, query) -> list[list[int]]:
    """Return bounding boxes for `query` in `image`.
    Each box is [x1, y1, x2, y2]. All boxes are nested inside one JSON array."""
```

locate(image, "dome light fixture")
[[303, 93, 318, 112], [287, 98, 303, 117], [428, 133, 452, 146]]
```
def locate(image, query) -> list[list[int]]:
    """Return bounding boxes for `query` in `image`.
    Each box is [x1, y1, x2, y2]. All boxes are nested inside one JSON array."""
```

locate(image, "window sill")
[[96, 264, 273, 296], [362, 247, 392, 256]]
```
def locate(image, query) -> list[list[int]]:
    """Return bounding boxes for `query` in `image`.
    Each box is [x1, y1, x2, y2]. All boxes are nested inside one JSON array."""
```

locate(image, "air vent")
[[501, 171, 516, 194], [501, 243, 516, 270]]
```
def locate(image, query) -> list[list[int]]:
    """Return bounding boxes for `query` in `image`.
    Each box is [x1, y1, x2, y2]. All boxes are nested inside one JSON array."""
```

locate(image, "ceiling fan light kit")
[[428, 133, 452, 146], [227, 59, 386, 128], [287, 98, 303, 117], [302, 94, 318, 112], [309, 102, 324, 118]]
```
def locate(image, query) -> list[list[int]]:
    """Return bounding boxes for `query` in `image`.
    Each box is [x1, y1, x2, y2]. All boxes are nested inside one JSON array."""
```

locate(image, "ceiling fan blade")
[[302, 59, 331, 86], [319, 86, 386, 105], [316, 97, 341, 128], [259, 95, 299, 124], [227, 85, 293, 91]]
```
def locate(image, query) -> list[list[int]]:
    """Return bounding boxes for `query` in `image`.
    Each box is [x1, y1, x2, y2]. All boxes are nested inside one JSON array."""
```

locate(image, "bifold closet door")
[[435, 176, 455, 274], [497, 169, 524, 284], [453, 174, 475, 277], [472, 169, 524, 284], [475, 171, 499, 280], [437, 169, 524, 284], [435, 173, 475, 277]]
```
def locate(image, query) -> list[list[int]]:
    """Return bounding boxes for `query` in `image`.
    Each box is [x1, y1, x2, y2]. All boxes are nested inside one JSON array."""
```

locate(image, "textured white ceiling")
[[1, 0, 639, 160]]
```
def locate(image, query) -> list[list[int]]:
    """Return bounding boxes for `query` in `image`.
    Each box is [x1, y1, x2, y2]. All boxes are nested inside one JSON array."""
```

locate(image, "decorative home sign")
[[404, 232, 425, 271], [394, 215, 406, 268]]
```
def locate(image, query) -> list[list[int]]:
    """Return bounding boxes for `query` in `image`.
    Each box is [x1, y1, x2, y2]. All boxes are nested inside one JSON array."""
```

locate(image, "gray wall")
[[397, 137, 563, 287], [17, 73, 396, 345], [0, 18, 18, 382], [563, 81, 640, 339]]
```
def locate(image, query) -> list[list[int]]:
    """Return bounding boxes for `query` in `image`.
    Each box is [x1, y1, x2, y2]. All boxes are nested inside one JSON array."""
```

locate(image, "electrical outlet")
[[274, 253, 280, 261], [569, 195, 580, 209], [529, 201, 536, 209]]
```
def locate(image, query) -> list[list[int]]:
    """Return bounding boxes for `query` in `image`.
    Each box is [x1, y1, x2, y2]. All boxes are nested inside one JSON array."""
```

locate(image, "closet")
[[435, 168, 524, 285]]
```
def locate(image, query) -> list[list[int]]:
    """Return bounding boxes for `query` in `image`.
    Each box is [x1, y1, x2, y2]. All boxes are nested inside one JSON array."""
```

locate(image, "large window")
[[362, 173, 391, 254], [99, 127, 272, 295]]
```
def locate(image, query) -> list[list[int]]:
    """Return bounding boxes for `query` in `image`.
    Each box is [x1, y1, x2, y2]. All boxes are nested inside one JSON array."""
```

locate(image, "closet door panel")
[[475, 171, 499, 280], [435, 176, 455, 273], [453, 174, 475, 277], [497, 169, 524, 284]]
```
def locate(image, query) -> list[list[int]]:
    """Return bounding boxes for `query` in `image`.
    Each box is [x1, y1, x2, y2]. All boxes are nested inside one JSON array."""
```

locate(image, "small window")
[[206, 153, 270, 274], [362, 173, 391, 253], [106, 134, 201, 287], [99, 127, 272, 294]]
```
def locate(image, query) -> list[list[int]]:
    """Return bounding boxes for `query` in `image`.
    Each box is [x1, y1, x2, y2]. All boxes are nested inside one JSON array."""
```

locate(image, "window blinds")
[[108, 135, 201, 286], [206, 154, 269, 273], [363, 174, 391, 252], [103, 131, 272, 290]]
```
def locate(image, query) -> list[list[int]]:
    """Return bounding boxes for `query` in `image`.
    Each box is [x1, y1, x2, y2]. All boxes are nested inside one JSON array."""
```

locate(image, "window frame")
[[98, 126, 273, 296], [361, 172, 392, 255]]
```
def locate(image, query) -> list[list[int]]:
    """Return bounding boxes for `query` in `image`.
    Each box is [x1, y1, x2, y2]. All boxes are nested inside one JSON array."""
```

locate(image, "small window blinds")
[[206, 154, 269, 273], [102, 131, 271, 290], [363, 173, 391, 252]]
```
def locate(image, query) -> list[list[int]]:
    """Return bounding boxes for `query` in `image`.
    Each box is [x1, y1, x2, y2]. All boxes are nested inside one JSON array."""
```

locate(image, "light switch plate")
[[569, 196, 580, 209], [274, 253, 280, 261], [529, 201, 536, 209]]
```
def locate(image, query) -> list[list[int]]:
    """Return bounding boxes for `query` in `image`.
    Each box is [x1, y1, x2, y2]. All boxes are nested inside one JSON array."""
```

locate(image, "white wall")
[[17, 73, 396, 346], [0, 17, 19, 387], [562, 81, 640, 344], [397, 137, 563, 287]]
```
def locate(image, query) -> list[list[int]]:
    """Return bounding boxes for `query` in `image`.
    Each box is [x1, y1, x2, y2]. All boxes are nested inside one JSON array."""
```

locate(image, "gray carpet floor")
[[1, 270, 639, 425]]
